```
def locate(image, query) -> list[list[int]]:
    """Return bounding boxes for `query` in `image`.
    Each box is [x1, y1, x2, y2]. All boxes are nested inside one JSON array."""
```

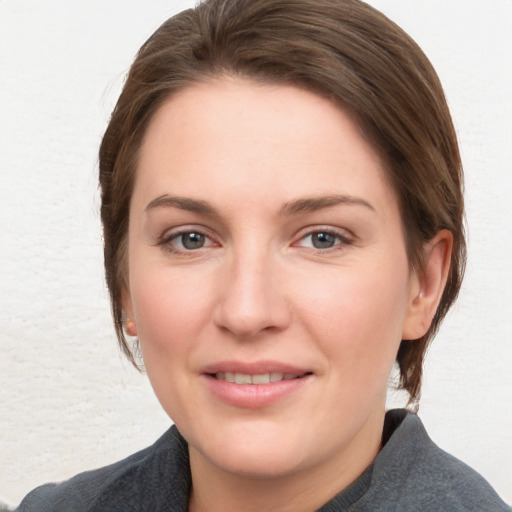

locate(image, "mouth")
[[211, 371, 312, 384], [201, 363, 313, 408]]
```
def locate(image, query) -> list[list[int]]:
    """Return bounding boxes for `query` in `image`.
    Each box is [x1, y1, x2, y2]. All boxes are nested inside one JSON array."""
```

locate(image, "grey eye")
[[310, 232, 337, 249], [179, 232, 206, 250]]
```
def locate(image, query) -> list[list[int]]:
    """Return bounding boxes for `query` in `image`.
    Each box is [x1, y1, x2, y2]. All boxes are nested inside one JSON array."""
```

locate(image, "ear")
[[402, 230, 453, 340], [122, 290, 138, 337]]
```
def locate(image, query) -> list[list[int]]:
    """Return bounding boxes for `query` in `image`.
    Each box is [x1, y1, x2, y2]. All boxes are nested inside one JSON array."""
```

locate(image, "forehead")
[[134, 78, 396, 217]]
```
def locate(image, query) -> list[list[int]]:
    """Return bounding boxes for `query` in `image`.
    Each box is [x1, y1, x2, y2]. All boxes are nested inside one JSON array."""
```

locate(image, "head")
[[99, 0, 465, 406]]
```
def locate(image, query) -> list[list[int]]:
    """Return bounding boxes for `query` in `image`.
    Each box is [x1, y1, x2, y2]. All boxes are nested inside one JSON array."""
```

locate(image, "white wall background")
[[1, 0, 511, 507]]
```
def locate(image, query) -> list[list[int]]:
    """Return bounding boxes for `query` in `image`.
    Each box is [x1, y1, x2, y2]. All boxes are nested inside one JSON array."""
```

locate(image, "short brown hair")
[[99, 0, 465, 404]]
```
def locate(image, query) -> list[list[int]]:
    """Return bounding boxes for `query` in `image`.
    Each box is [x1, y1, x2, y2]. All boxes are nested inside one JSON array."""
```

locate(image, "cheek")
[[296, 261, 410, 377], [130, 266, 217, 357], [128, 267, 218, 422]]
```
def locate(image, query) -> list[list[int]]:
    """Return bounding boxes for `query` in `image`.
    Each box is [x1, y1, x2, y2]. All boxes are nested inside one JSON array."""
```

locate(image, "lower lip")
[[201, 374, 312, 409]]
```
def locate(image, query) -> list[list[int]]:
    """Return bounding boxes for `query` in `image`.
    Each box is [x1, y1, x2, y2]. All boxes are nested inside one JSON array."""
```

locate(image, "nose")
[[213, 247, 291, 339]]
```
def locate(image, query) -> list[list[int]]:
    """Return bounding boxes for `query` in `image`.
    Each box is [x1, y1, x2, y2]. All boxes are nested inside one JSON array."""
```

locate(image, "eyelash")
[[157, 227, 354, 255], [158, 228, 217, 255], [293, 228, 354, 253]]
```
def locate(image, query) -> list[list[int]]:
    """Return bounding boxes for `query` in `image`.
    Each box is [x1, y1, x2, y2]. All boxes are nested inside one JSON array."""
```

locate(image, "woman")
[[15, 0, 510, 510]]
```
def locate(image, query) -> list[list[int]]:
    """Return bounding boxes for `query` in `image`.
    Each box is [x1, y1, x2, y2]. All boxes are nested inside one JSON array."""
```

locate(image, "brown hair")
[[99, 0, 465, 404]]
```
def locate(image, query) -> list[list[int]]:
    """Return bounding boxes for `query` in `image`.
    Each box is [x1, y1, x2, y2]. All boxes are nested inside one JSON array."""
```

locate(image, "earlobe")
[[402, 230, 453, 340], [125, 316, 138, 337], [122, 291, 138, 337]]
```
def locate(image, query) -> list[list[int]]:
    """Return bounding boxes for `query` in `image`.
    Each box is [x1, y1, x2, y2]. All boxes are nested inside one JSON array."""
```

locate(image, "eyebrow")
[[145, 195, 216, 215], [144, 193, 375, 216], [280, 195, 375, 216]]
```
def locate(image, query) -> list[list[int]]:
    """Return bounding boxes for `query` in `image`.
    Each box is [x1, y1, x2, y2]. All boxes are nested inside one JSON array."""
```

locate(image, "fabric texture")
[[16, 409, 510, 511]]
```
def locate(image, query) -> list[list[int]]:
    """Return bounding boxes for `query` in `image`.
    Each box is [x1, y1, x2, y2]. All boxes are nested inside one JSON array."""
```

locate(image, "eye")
[[309, 232, 338, 249], [175, 232, 206, 250], [161, 229, 216, 253], [295, 229, 352, 250]]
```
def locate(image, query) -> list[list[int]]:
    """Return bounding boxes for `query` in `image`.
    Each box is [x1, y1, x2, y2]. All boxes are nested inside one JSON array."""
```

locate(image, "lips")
[[201, 362, 313, 408]]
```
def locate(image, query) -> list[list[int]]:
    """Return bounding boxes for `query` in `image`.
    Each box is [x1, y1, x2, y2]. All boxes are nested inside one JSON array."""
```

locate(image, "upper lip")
[[201, 360, 311, 376]]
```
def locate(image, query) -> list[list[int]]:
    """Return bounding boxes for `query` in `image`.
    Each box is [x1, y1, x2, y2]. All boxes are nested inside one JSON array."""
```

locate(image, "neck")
[[188, 410, 384, 512]]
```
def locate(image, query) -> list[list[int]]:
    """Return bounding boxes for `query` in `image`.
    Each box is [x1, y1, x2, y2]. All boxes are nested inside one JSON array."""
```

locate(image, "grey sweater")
[[16, 409, 509, 511]]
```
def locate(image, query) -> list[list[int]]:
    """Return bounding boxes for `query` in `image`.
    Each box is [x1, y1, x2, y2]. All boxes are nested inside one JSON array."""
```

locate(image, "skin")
[[123, 78, 452, 511]]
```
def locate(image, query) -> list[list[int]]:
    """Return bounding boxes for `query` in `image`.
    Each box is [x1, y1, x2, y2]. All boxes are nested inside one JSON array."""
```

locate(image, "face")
[[124, 78, 424, 482]]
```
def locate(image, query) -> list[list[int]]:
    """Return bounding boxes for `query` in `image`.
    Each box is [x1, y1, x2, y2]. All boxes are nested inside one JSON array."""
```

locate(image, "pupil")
[[182, 232, 205, 250], [312, 232, 335, 249]]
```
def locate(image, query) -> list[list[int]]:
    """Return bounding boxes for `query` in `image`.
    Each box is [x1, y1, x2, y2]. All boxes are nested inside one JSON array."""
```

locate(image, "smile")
[[214, 372, 308, 384], [204, 369, 313, 408]]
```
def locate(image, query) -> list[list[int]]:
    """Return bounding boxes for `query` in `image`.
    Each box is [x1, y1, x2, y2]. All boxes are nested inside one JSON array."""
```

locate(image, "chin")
[[204, 444, 308, 479], [187, 417, 323, 479]]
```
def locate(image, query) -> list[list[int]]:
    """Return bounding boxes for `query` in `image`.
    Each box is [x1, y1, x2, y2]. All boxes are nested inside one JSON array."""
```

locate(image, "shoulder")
[[362, 409, 510, 512], [15, 425, 191, 512]]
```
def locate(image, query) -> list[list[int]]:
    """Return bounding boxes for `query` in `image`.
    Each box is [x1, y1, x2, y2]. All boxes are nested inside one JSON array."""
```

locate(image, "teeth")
[[215, 372, 302, 384], [252, 373, 271, 384], [235, 373, 252, 384]]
